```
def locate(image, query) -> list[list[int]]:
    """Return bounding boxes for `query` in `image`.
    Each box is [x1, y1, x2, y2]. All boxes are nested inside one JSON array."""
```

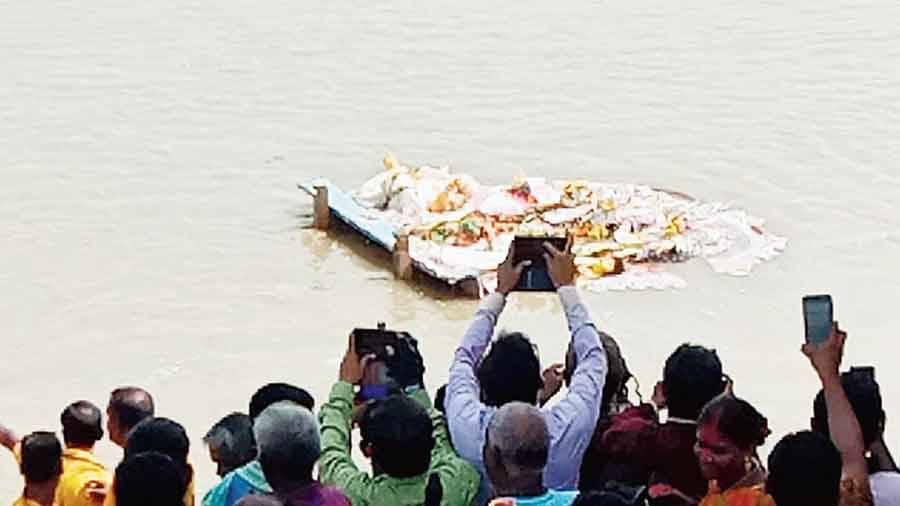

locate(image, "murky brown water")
[[2, 0, 899, 495]]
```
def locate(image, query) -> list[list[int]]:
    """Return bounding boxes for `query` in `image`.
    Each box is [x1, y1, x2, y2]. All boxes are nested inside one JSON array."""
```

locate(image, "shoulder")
[[550, 490, 580, 506]]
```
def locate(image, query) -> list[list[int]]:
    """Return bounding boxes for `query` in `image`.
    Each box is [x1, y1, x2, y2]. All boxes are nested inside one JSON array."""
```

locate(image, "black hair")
[[424, 473, 443, 506], [115, 452, 186, 506], [204, 412, 256, 475], [61, 400, 104, 447], [477, 332, 543, 407], [572, 491, 632, 506], [813, 369, 884, 448], [663, 344, 725, 419], [699, 395, 770, 450], [598, 332, 632, 414], [360, 394, 434, 478], [767, 431, 841, 506], [109, 387, 155, 432], [249, 383, 315, 420], [20, 432, 63, 483], [125, 417, 191, 489], [434, 384, 448, 415]]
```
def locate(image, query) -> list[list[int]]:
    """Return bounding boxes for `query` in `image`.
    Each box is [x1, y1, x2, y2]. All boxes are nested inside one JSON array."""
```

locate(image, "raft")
[[300, 155, 787, 297]]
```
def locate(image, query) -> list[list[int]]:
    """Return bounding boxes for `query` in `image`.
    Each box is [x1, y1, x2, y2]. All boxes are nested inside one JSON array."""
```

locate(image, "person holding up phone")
[[445, 237, 608, 504], [766, 323, 875, 506], [317, 334, 480, 506]]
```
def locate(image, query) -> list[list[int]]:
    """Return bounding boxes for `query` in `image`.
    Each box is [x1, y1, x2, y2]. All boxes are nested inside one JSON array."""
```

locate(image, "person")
[[591, 344, 727, 505], [780, 322, 873, 506], [57, 401, 111, 506], [446, 239, 607, 502], [204, 413, 257, 477], [114, 451, 186, 506], [483, 402, 578, 506], [692, 395, 772, 506], [102, 417, 195, 506], [812, 367, 900, 505], [576, 332, 635, 492], [202, 383, 316, 506], [15, 431, 63, 506], [235, 402, 348, 506], [766, 431, 843, 506], [1, 401, 110, 506], [318, 334, 480, 506], [106, 387, 155, 448]]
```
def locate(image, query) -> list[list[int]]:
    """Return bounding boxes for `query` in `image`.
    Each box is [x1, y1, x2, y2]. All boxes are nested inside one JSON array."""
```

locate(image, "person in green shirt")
[[318, 334, 481, 506]]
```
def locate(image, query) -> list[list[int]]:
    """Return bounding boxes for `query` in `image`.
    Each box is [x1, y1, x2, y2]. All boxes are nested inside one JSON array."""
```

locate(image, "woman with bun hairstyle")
[[694, 396, 774, 506]]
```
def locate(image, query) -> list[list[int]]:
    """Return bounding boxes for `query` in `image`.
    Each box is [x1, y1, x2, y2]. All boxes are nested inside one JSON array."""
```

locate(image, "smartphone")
[[803, 295, 833, 346], [512, 236, 567, 291], [352, 325, 402, 359], [849, 366, 876, 382]]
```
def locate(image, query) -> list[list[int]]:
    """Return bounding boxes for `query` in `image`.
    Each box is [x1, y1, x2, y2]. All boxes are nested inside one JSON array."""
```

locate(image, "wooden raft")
[[299, 180, 482, 297]]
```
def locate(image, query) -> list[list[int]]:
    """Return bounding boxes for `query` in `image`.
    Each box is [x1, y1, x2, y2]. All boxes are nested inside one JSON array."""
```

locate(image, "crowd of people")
[[2, 242, 898, 506]]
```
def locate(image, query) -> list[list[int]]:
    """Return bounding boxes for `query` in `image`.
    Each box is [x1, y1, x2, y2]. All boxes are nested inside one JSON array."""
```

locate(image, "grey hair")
[[486, 402, 548, 472], [204, 413, 257, 471], [253, 401, 321, 473]]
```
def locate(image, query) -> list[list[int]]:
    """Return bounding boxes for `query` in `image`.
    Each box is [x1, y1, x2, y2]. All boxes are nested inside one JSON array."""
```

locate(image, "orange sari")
[[699, 467, 774, 506]]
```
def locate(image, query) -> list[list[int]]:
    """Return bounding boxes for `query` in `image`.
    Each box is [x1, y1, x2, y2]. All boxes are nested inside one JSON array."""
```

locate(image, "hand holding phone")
[[543, 235, 576, 288], [511, 236, 569, 291], [803, 295, 834, 346]]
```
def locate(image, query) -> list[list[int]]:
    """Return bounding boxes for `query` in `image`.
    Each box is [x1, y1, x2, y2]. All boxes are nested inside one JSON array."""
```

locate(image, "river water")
[[2, 0, 899, 495]]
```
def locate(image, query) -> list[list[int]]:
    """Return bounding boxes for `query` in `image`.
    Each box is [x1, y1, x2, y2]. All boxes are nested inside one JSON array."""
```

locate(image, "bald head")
[[108, 387, 155, 447], [254, 401, 320, 490], [484, 402, 548, 495]]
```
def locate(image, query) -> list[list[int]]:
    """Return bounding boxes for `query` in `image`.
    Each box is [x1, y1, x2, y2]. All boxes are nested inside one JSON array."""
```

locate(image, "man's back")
[[57, 448, 109, 506], [318, 383, 480, 506], [203, 460, 272, 506]]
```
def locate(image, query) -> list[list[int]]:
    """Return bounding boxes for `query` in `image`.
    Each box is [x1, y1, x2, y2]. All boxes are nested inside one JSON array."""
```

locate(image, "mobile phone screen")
[[803, 295, 833, 345], [512, 236, 567, 291], [352, 328, 401, 358]]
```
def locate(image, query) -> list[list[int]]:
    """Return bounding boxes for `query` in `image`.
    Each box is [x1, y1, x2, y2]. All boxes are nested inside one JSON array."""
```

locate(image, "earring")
[[744, 456, 753, 473]]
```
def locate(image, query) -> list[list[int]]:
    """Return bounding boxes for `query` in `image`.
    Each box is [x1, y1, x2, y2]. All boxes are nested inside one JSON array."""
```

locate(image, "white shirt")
[[870, 471, 900, 506]]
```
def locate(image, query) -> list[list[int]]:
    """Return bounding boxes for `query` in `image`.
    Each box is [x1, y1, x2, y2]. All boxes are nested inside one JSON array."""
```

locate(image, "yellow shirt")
[[102, 464, 195, 506], [10, 443, 109, 506], [56, 448, 109, 506], [13, 496, 53, 506]]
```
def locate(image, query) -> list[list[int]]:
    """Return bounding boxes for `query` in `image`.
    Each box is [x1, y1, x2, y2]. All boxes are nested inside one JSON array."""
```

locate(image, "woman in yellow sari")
[[693, 395, 774, 506]]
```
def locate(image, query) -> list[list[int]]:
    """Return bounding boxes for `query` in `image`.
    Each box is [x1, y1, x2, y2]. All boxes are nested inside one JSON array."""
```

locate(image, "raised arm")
[[446, 250, 528, 458], [544, 239, 606, 425], [317, 337, 374, 503], [803, 324, 869, 480], [546, 285, 606, 439], [541, 240, 607, 488], [0, 421, 20, 453]]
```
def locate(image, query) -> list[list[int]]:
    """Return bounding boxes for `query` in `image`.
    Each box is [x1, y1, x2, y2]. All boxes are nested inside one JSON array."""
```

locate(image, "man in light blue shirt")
[[446, 239, 607, 503], [483, 403, 579, 506]]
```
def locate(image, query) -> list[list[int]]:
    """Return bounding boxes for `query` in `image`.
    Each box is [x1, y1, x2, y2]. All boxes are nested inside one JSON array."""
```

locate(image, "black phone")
[[803, 295, 833, 346], [849, 366, 876, 382], [512, 236, 567, 291], [352, 324, 403, 359]]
